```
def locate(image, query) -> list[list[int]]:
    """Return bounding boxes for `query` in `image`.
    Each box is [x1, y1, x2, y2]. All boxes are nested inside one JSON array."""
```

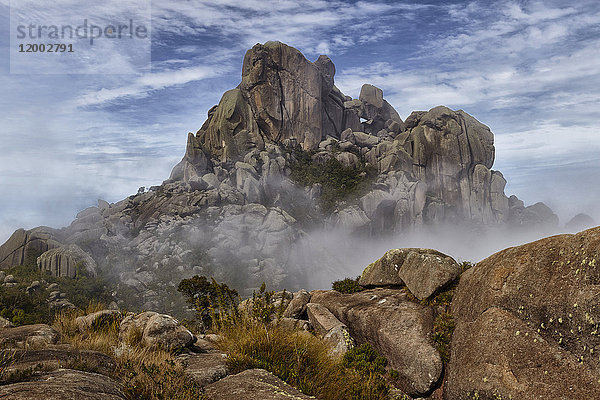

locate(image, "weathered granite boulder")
[[447, 226, 600, 399], [360, 248, 460, 300], [2, 348, 117, 379], [0, 369, 126, 400], [306, 303, 344, 336], [306, 303, 354, 356], [179, 352, 230, 387], [37, 244, 97, 278], [119, 311, 195, 351], [310, 289, 442, 396], [399, 251, 460, 300], [0, 324, 60, 348], [76, 309, 122, 333], [204, 369, 315, 399]]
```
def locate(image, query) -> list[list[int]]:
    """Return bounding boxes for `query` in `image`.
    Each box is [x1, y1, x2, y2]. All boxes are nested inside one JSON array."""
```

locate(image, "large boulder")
[[119, 311, 195, 351], [310, 289, 442, 396], [0, 369, 126, 399], [179, 352, 230, 387], [360, 248, 460, 300], [399, 251, 460, 300], [447, 226, 600, 399], [37, 244, 97, 278], [306, 303, 354, 357], [204, 369, 315, 399], [76, 309, 122, 333]]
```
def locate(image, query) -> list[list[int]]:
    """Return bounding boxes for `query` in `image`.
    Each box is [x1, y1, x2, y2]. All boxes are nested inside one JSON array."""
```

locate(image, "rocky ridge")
[[0, 41, 566, 311]]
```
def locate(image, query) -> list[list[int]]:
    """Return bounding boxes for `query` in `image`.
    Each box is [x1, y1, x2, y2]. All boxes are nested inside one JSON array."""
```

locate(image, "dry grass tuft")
[[216, 316, 389, 400], [52, 308, 204, 400]]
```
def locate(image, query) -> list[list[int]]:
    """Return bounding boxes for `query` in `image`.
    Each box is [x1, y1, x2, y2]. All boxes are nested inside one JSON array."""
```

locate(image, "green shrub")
[[287, 146, 376, 212], [177, 275, 239, 332], [250, 283, 288, 325], [342, 343, 388, 375], [332, 277, 365, 294], [459, 261, 475, 272], [432, 313, 455, 364]]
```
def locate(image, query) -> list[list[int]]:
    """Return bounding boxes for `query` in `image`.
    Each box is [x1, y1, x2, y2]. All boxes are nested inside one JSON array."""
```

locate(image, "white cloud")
[[76, 65, 225, 106]]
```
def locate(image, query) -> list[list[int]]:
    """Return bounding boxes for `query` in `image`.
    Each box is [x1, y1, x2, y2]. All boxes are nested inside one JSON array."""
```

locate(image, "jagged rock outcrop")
[[447, 226, 600, 399]]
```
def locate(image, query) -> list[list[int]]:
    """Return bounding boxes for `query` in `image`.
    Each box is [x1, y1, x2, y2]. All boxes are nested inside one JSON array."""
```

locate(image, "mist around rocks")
[[0, 41, 596, 315]]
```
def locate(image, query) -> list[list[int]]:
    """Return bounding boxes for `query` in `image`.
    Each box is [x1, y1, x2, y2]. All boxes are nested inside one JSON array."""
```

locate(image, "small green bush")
[[177, 275, 239, 332], [432, 313, 455, 364], [459, 261, 475, 272], [342, 343, 388, 375], [332, 277, 365, 294]]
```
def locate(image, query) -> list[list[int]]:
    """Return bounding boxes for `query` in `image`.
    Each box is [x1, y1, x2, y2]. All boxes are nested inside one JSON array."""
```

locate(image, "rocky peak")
[[0, 42, 563, 312]]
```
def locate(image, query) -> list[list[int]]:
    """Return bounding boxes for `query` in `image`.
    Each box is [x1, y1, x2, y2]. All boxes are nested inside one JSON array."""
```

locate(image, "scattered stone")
[[0, 316, 14, 329], [179, 352, 229, 387]]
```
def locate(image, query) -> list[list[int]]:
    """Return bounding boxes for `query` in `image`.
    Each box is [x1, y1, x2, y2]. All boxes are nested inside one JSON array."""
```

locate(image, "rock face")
[[0, 227, 61, 268], [119, 311, 195, 350], [0, 42, 562, 312], [310, 289, 442, 396], [37, 244, 97, 278], [447, 226, 600, 399], [204, 368, 315, 400]]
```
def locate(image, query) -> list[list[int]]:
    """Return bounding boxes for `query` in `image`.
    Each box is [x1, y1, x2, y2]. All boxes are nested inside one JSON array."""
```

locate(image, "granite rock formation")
[[0, 42, 561, 311]]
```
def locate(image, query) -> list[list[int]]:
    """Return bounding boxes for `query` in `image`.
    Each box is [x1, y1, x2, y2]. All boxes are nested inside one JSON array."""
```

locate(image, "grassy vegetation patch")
[[287, 146, 376, 213], [432, 313, 455, 365], [0, 259, 113, 326]]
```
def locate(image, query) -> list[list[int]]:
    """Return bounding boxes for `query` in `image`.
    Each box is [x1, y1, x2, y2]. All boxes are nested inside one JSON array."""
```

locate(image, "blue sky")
[[1, 0, 599, 243]]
